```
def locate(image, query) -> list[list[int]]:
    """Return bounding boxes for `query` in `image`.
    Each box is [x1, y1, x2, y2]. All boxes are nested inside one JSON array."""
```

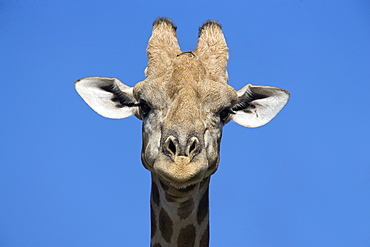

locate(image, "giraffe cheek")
[[204, 129, 222, 170], [142, 143, 160, 170], [141, 127, 161, 171]]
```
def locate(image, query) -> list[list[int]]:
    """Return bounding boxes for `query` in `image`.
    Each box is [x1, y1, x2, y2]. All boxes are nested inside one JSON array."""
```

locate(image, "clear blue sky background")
[[1, 1, 369, 246]]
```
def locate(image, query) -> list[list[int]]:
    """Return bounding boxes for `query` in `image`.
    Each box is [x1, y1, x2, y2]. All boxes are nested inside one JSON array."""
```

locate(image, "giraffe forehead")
[[134, 54, 237, 111], [135, 79, 237, 113]]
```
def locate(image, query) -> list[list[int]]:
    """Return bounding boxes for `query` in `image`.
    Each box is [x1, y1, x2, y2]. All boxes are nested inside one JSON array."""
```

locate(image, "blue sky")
[[1, 1, 369, 246]]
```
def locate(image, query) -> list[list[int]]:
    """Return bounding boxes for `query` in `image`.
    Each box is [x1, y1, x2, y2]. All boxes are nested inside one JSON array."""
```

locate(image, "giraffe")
[[75, 18, 290, 247]]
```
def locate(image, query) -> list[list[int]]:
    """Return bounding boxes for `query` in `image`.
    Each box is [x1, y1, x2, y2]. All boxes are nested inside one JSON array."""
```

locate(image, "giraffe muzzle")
[[163, 135, 201, 162]]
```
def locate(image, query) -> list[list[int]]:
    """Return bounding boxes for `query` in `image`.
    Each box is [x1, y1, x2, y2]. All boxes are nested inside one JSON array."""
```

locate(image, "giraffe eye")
[[139, 102, 151, 117], [219, 108, 234, 123]]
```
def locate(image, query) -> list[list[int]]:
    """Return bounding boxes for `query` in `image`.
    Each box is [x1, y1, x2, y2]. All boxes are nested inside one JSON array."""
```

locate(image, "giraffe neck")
[[150, 174, 210, 247]]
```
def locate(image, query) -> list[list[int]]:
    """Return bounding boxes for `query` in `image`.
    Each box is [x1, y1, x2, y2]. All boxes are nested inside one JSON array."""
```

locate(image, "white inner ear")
[[75, 77, 137, 119], [231, 84, 290, 128]]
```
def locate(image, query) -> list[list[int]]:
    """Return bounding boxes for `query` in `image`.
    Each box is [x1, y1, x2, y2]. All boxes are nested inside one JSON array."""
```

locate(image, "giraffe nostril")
[[189, 141, 197, 154], [168, 139, 177, 155], [163, 136, 201, 159], [187, 137, 200, 157], [164, 136, 179, 158]]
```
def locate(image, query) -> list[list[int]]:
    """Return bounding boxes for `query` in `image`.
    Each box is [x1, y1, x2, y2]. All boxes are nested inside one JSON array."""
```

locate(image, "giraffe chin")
[[154, 162, 207, 190], [158, 171, 205, 190]]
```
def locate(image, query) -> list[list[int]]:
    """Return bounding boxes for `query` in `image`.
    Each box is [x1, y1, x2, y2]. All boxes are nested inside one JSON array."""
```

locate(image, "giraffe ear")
[[74, 77, 138, 119], [231, 84, 290, 128]]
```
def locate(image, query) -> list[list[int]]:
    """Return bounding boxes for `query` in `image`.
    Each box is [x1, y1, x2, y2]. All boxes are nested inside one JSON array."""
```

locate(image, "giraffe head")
[[75, 18, 289, 189]]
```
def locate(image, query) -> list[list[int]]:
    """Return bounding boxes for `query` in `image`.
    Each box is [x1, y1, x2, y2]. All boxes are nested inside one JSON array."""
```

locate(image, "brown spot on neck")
[[151, 181, 160, 206], [199, 224, 210, 247], [177, 198, 195, 219], [159, 208, 173, 243], [177, 224, 196, 247], [150, 205, 157, 239], [197, 187, 209, 225]]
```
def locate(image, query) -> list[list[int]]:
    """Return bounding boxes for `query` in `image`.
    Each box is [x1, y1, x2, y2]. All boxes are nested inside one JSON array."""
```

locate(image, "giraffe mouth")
[[154, 161, 206, 189], [176, 183, 197, 191], [158, 171, 202, 189], [151, 142, 209, 189]]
